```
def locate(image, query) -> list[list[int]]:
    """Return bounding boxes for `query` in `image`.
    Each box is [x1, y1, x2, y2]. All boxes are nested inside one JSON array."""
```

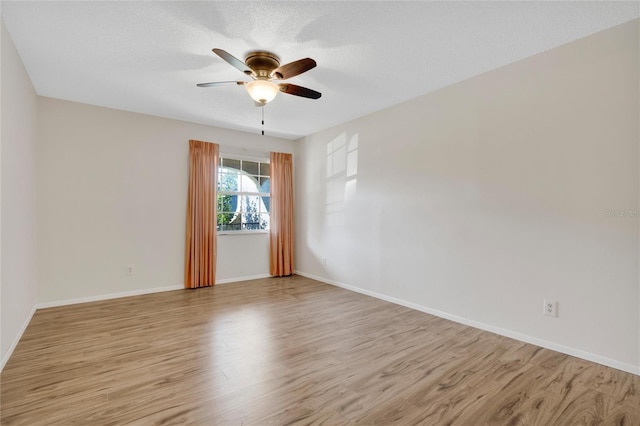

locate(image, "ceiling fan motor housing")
[[245, 51, 281, 79]]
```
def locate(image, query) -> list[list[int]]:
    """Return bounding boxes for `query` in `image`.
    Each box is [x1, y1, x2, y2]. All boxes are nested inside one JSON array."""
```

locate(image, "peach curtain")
[[269, 152, 295, 276], [185, 140, 219, 288]]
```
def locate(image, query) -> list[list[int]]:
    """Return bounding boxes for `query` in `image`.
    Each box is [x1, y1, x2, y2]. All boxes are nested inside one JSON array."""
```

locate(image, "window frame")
[[217, 154, 271, 235]]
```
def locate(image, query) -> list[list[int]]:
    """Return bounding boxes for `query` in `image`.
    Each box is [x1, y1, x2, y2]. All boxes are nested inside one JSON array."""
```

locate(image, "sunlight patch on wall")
[[326, 133, 359, 227], [345, 134, 358, 202]]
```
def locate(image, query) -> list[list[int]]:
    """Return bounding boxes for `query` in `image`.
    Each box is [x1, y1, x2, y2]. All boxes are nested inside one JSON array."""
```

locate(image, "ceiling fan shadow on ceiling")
[[197, 48, 321, 106]]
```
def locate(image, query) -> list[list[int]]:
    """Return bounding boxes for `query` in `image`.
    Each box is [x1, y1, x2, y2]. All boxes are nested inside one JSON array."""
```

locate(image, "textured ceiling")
[[2, 1, 638, 139]]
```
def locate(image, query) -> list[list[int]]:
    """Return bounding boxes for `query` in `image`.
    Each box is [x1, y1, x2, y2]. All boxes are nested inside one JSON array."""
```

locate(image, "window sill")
[[218, 230, 269, 236]]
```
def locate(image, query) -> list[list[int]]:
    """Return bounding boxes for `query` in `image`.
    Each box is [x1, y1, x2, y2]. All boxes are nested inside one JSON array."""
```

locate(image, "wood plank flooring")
[[1, 275, 639, 425]]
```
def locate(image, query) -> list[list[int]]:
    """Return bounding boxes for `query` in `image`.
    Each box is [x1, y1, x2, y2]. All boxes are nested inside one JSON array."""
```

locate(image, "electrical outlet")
[[126, 264, 135, 275], [543, 299, 558, 317]]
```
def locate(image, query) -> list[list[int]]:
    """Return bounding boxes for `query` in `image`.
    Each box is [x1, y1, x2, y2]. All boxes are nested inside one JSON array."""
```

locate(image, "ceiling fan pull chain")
[[261, 105, 265, 136]]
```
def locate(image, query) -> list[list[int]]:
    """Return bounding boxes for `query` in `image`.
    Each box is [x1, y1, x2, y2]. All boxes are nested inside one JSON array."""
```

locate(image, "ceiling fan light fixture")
[[245, 80, 279, 104]]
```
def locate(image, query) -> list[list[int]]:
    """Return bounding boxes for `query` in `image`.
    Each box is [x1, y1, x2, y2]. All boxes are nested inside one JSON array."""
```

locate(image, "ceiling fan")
[[197, 49, 321, 105]]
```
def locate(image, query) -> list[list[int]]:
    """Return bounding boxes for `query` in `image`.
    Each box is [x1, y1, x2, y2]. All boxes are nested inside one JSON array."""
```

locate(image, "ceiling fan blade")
[[197, 81, 245, 88], [212, 48, 254, 75], [272, 58, 316, 80], [279, 83, 321, 99]]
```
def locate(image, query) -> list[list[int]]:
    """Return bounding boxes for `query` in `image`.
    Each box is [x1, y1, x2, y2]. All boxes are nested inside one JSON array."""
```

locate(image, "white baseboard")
[[215, 274, 271, 285], [36, 285, 184, 309], [295, 271, 640, 376], [1, 304, 37, 372], [15, 272, 638, 376], [36, 274, 273, 309]]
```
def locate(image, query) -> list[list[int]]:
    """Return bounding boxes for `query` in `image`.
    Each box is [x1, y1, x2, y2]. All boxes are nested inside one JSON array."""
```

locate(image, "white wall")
[[1, 12, 3, 370], [37, 98, 294, 304], [1, 20, 39, 367], [296, 19, 640, 373]]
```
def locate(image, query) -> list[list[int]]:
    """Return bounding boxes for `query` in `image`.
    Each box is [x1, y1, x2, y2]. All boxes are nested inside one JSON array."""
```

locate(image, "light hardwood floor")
[[1, 275, 638, 425]]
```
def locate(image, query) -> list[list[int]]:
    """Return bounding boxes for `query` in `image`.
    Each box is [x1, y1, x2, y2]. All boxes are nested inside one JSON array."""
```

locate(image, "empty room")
[[1, 1, 639, 425]]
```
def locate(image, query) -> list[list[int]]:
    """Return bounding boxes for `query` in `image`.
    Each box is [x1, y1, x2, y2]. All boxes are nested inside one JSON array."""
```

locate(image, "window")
[[217, 157, 270, 232]]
